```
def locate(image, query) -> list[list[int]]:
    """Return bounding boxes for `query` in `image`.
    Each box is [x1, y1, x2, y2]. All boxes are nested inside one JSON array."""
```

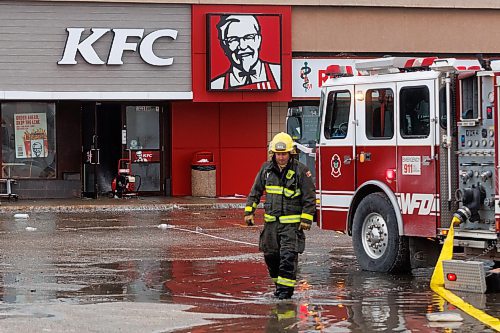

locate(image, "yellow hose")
[[430, 216, 500, 331]]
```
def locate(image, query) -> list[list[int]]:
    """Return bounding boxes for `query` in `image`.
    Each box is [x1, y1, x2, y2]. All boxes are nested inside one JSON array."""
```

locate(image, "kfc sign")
[[58, 28, 178, 66], [132, 150, 160, 163], [207, 14, 282, 91]]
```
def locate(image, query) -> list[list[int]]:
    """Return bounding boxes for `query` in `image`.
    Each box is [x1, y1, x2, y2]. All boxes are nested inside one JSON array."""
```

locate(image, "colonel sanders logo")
[[208, 13, 282, 91]]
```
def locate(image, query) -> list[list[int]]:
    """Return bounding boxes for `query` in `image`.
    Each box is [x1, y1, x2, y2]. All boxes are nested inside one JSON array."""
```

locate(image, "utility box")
[[191, 151, 216, 197]]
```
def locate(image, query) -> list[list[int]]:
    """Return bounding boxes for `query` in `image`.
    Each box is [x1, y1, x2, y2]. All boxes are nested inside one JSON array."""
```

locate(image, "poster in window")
[[207, 13, 282, 91], [14, 113, 49, 158]]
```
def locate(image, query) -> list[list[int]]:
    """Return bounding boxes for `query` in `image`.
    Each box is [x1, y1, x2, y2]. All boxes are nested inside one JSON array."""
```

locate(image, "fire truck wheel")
[[352, 192, 410, 273]]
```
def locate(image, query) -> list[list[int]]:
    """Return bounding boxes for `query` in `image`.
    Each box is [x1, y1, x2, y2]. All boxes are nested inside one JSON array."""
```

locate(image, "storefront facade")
[[0, 1, 192, 198], [0, 1, 291, 198], [3, 1, 500, 198]]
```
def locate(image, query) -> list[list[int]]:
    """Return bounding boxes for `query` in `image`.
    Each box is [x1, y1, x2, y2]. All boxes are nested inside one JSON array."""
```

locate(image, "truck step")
[[442, 260, 486, 293]]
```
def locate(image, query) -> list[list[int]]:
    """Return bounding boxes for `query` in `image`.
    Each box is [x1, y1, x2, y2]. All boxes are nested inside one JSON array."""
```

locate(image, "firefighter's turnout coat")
[[244, 157, 316, 292]]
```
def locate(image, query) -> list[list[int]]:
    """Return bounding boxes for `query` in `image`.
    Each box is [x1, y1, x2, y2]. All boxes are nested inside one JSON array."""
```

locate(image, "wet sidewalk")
[[0, 195, 248, 213]]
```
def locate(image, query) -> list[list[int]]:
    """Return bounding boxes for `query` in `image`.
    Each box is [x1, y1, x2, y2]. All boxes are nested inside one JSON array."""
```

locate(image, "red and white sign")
[[14, 113, 48, 158], [292, 58, 482, 98], [132, 150, 160, 163], [207, 13, 282, 91]]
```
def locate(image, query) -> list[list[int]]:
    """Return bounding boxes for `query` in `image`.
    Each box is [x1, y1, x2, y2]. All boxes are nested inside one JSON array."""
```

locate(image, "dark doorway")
[[82, 103, 122, 198]]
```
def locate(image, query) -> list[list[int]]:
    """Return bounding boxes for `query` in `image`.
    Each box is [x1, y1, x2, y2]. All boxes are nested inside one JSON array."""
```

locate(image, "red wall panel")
[[220, 102, 267, 148], [171, 101, 219, 148], [171, 101, 219, 196], [171, 101, 267, 196], [220, 148, 267, 196]]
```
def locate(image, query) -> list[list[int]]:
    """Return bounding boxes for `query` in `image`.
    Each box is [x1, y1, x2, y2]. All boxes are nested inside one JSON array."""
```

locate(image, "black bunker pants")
[[259, 221, 306, 296]]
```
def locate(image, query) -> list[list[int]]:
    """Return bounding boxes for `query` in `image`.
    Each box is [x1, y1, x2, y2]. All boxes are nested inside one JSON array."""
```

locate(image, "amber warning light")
[[446, 273, 457, 281]]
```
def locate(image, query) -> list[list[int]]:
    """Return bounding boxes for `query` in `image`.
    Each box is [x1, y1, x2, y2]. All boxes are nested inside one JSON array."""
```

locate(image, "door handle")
[[344, 155, 352, 165]]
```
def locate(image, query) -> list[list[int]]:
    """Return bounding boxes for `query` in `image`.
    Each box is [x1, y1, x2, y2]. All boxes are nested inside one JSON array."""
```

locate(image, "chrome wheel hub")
[[361, 212, 388, 259]]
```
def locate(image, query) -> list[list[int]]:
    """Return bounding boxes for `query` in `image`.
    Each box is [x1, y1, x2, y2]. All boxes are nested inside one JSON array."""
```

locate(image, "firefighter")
[[244, 132, 316, 300]]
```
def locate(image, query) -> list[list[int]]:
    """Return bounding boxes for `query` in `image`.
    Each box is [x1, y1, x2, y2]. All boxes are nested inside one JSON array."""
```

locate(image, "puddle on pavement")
[[0, 211, 498, 332]]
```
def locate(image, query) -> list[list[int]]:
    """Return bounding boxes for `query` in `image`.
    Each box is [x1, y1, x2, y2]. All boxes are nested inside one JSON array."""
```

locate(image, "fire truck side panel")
[[456, 74, 496, 232], [354, 82, 397, 194], [496, 75, 500, 227], [317, 85, 355, 231], [395, 80, 438, 237]]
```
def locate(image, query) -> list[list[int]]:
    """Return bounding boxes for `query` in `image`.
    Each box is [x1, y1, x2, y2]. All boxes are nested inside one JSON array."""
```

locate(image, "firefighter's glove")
[[298, 221, 311, 231], [244, 214, 255, 226]]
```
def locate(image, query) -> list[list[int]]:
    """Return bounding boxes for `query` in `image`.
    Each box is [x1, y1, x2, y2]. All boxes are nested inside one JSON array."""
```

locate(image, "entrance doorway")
[[82, 103, 122, 198], [82, 102, 168, 198]]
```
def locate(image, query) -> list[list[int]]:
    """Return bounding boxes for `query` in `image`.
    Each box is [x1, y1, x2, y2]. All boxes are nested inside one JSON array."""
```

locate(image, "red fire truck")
[[312, 57, 499, 274]]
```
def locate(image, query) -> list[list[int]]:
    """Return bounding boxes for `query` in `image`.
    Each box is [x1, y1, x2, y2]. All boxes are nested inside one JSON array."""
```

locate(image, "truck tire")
[[352, 192, 410, 273]]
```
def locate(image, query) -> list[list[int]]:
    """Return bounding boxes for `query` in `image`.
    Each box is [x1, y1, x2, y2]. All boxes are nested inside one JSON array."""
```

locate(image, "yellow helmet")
[[269, 132, 296, 154]]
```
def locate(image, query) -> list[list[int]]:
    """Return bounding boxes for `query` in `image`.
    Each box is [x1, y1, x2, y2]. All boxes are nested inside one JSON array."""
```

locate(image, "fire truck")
[[312, 57, 499, 274]]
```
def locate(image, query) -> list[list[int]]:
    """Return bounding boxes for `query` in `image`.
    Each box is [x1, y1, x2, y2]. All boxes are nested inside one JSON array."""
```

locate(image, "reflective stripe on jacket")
[[244, 158, 316, 224]]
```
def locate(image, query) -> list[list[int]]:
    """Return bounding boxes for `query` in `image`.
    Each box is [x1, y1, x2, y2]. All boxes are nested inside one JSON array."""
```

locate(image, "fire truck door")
[[355, 83, 397, 191], [396, 80, 437, 237], [318, 86, 355, 231]]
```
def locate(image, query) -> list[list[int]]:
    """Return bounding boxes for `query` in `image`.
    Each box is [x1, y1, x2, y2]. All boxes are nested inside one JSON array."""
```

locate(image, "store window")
[[1, 102, 56, 178]]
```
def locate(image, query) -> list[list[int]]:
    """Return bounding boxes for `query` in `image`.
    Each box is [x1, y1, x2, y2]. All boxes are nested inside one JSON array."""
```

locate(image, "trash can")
[[191, 151, 216, 197]]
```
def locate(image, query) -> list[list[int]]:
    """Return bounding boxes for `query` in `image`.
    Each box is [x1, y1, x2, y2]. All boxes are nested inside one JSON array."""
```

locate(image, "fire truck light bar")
[[430, 58, 459, 72], [324, 65, 354, 78], [355, 57, 438, 75], [490, 60, 500, 71]]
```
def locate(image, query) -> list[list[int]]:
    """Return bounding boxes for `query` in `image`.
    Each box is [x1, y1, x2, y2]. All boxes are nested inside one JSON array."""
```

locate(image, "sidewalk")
[[0, 196, 248, 213]]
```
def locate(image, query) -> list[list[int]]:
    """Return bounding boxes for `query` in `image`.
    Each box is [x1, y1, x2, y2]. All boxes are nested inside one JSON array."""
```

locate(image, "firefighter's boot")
[[274, 283, 279, 297], [276, 285, 294, 300]]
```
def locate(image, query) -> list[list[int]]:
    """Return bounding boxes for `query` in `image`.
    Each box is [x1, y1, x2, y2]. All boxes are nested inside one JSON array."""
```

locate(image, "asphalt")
[[0, 195, 248, 213]]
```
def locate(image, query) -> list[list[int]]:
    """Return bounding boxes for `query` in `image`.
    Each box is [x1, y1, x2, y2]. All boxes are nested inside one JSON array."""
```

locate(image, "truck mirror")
[[286, 116, 302, 140], [287, 107, 302, 117]]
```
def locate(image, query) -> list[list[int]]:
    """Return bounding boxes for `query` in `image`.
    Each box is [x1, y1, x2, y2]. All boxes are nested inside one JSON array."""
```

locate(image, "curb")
[[0, 202, 247, 213]]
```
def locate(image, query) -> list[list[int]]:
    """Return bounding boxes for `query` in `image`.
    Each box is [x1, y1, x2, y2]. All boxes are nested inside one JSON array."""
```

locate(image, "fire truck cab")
[[316, 57, 499, 273]]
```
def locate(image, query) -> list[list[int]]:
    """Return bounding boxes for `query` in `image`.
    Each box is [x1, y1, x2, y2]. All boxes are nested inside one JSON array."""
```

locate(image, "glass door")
[[82, 103, 98, 198], [82, 102, 122, 198], [125, 106, 162, 193]]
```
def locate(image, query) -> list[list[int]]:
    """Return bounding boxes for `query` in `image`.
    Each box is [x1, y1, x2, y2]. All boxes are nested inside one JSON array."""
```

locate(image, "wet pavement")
[[0, 207, 499, 332]]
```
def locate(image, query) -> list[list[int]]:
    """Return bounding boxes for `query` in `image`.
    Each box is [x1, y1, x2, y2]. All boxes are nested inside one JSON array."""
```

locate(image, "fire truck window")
[[439, 86, 447, 129], [366, 89, 394, 139], [400, 86, 430, 138], [324, 91, 351, 139], [461, 76, 478, 120]]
